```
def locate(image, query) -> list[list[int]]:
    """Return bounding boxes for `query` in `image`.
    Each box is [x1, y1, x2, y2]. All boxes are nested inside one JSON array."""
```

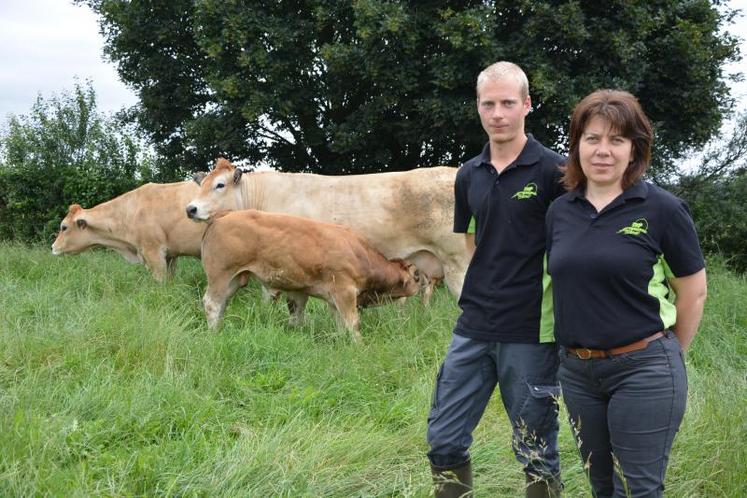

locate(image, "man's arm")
[[669, 268, 707, 351]]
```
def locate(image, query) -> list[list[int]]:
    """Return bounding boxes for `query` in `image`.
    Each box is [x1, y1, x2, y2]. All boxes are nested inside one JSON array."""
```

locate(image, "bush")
[[679, 169, 747, 274], [0, 81, 155, 242]]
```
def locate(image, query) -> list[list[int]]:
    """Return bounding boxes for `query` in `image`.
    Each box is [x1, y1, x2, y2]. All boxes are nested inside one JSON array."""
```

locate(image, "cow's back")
[[128, 182, 205, 257], [248, 167, 457, 253], [203, 210, 377, 285]]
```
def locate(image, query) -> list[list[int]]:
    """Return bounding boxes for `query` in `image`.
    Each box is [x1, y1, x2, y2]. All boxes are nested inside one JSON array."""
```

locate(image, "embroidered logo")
[[512, 182, 538, 200], [617, 218, 649, 236]]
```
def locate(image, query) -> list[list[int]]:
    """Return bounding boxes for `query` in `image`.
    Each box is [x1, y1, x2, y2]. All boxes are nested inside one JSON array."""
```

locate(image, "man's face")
[[476, 78, 531, 146]]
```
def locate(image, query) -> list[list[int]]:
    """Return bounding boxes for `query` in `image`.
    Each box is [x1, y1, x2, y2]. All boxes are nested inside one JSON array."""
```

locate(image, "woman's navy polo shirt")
[[454, 135, 565, 343], [546, 181, 705, 350]]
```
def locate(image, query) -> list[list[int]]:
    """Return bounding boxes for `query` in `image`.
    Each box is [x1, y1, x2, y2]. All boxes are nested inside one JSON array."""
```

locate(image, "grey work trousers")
[[427, 333, 561, 480], [559, 331, 688, 498]]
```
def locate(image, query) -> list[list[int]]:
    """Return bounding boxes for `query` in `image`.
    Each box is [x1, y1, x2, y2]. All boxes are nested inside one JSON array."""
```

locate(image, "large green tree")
[[80, 0, 740, 177]]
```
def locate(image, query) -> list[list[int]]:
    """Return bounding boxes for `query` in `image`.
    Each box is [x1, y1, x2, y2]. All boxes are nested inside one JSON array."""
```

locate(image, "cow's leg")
[[260, 285, 281, 303], [421, 280, 435, 307], [203, 275, 241, 329], [286, 292, 309, 327], [441, 258, 467, 299], [141, 246, 169, 282], [330, 287, 362, 343], [166, 256, 178, 279]]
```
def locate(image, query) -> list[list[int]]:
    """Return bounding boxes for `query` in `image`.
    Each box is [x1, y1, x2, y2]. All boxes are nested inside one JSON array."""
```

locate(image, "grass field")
[[1, 243, 745, 497]]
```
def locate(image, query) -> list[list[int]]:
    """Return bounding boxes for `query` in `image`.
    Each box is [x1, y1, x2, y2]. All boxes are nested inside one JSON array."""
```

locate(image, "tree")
[[79, 0, 741, 176], [674, 112, 747, 273], [0, 82, 154, 242]]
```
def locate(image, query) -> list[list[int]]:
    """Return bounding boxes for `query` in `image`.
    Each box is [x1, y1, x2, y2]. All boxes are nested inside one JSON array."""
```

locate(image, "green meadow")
[[1, 243, 745, 497]]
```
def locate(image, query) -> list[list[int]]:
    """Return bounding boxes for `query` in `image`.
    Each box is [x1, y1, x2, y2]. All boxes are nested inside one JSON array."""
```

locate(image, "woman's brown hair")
[[562, 89, 653, 191]]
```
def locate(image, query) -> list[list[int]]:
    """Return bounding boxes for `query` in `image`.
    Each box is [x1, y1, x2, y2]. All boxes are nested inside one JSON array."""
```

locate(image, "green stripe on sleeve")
[[467, 216, 476, 234], [539, 253, 555, 343], [648, 255, 677, 329]]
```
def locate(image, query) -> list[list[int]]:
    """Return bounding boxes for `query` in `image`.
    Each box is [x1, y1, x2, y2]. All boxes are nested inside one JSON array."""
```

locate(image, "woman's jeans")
[[558, 331, 687, 498]]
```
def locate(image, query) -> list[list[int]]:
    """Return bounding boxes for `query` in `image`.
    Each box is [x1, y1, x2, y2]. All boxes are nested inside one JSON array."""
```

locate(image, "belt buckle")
[[575, 348, 593, 360]]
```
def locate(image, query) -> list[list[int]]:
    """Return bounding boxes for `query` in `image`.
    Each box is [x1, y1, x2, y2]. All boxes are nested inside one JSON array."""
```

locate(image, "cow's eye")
[[216, 182, 225, 189], [61, 225, 67, 232]]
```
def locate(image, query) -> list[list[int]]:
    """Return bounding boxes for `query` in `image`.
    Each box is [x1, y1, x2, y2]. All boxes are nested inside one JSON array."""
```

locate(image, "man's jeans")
[[559, 331, 687, 498], [427, 334, 561, 480]]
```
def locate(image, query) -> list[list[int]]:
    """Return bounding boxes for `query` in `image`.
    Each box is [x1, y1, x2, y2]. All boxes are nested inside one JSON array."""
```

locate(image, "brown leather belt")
[[566, 331, 666, 359]]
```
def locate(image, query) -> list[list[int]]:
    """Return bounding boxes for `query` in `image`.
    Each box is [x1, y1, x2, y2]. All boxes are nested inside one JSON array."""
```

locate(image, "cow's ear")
[[233, 168, 243, 184], [193, 171, 207, 185], [76, 219, 88, 229]]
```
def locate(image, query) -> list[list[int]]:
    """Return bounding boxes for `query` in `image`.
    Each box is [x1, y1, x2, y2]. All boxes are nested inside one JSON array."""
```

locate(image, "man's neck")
[[489, 134, 528, 173]]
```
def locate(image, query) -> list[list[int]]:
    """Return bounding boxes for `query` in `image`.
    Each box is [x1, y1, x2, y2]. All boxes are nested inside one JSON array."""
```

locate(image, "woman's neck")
[[585, 183, 623, 212]]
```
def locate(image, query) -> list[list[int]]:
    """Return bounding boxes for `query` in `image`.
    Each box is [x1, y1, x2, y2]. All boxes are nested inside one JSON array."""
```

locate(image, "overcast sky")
[[1, 0, 746, 121]]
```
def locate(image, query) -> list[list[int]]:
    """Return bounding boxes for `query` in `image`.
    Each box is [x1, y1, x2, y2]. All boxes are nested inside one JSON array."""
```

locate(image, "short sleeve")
[[545, 201, 556, 260], [453, 167, 473, 233], [660, 199, 705, 277]]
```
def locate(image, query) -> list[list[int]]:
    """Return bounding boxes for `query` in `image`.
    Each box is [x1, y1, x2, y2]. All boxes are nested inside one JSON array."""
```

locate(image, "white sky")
[[0, 0, 745, 121], [0, 0, 138, 119]]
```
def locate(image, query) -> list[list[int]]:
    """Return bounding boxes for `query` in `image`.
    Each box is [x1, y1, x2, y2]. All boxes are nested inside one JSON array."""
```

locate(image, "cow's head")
[[393, 259, 427, 298], [51, 204, 91, 255], [186, 158, 243, 222]]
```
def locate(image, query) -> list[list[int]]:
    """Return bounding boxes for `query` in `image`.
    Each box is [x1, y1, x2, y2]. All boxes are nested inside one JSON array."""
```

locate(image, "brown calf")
[[200, 209, 424, 342]]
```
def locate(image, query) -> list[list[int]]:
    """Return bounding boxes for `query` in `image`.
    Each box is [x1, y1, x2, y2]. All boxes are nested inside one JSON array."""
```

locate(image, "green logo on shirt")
[[512, 183, 538, 200], [618, 218, 649, 235]]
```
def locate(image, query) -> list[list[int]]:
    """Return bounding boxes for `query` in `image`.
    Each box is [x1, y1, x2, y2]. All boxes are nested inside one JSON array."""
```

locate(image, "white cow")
[[186, 158, 470, 297]]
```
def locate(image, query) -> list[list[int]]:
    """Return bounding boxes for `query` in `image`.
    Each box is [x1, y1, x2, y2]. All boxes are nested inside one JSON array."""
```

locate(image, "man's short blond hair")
[[476, 61, 529, 100]]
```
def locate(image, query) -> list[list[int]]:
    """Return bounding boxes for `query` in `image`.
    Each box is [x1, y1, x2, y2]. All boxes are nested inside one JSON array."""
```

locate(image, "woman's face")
[[579, 115, 634, 190]]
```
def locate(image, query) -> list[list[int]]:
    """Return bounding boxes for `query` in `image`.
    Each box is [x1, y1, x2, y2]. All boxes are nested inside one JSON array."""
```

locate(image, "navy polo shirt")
[[454, 135, 565, 343], [546, 181, 705, 350]]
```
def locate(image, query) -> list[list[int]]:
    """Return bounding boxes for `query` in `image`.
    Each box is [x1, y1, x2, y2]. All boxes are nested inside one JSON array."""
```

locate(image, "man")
[[426, 61, 565, 497]]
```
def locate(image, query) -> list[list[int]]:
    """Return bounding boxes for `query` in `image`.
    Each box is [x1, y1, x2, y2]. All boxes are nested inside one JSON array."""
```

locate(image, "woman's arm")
[[669, 268, 707, 351]]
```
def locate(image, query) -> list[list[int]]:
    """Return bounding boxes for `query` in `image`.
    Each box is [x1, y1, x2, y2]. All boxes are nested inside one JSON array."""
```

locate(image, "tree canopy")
[[79, 0, 741, 178]]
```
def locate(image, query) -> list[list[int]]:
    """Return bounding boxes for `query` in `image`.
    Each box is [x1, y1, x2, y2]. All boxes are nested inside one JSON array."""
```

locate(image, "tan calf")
[[200, 209, 424, 342]]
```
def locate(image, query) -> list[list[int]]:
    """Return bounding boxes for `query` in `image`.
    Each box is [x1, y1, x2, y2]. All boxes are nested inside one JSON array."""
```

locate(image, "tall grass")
[[0, 243, 744, 497]]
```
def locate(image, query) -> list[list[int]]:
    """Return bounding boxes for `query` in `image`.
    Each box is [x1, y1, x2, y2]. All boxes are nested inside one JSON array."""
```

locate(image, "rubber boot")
[[431, 460, 473, 498], [526, 474, 563, 498]]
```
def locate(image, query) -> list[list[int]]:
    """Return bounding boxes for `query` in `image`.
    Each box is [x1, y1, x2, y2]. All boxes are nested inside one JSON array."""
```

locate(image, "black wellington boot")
[[431, 460, 473, 498], [526, 474, 563, 498]]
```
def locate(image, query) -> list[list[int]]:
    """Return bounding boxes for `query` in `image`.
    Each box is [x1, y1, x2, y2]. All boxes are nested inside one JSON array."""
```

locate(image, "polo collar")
[[474, 134, 542, 169], [566, 180, 649, 202]]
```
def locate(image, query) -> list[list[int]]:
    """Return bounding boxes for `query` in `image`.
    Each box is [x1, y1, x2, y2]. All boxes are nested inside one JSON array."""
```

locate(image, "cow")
[[200, 209, 425, 342], [186, 159, 471, 300], [52, 181, 206, 281]]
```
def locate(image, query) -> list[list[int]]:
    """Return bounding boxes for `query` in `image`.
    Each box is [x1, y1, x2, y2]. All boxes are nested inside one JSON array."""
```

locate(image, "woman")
[[546, 89, 707, 497]]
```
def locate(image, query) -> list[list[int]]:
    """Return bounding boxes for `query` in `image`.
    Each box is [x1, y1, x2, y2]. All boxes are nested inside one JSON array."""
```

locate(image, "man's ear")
[[76, 219, 88, 229], [233, 168, 243, 184]]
